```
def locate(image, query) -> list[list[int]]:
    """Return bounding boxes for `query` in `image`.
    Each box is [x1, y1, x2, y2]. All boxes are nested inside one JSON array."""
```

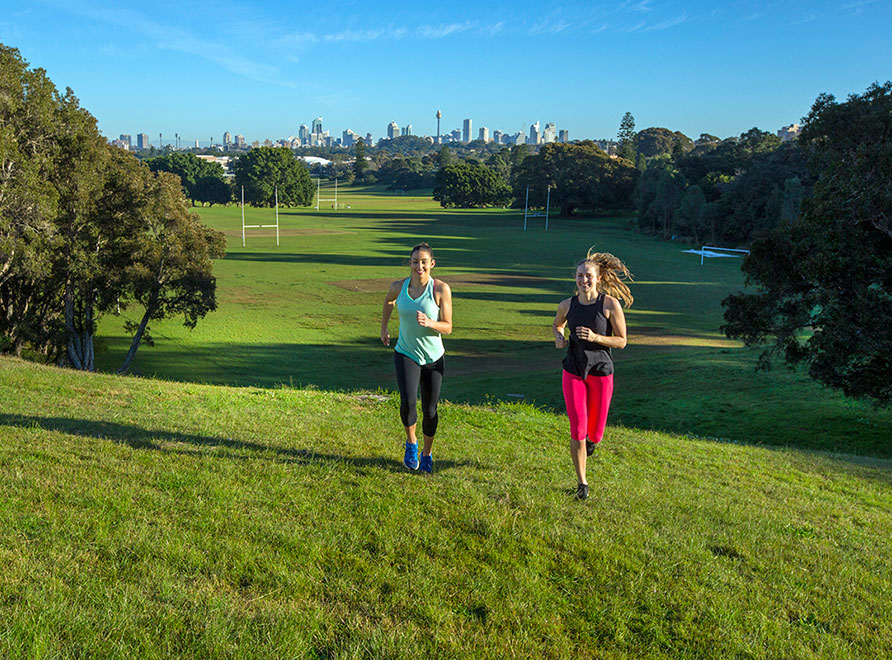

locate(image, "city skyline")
[[117, 115, 572, 150], [2, 1, 890, 143]]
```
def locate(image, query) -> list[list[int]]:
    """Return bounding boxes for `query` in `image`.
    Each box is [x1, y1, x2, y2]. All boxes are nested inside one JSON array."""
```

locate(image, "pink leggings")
[[562, 370, 614, 443]]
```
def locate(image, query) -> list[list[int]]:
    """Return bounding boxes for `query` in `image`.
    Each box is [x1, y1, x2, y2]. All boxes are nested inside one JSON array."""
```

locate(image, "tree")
[[635, 127, 693, 158], [617, 112, 636, 161], [50, 91, 115, 370], [232, 147, 313, 207], [633, 156, 685, 235], [147, 152, 231, 206], [674, 185, 706, 242], [0, 42, 225, 372], [514, 141, 638, 216], [117, 170, 226, 374], [0, 44, 64, 358], [433, 162, 512, 208], [353, 138, 368, 181], [437, 145, 455, 168], [722, 82, 892, 405], [192, 175, 231, 206]]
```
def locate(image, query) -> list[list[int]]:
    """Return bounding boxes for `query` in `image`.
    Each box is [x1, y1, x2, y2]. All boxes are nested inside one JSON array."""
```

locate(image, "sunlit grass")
[[1, 356, 890, 658]]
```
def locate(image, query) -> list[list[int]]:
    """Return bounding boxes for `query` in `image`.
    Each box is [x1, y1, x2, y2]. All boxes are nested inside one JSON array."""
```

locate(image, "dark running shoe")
[[586, 440, 598, 456], [419, 454, 433, 474], [575, 484, 589, 501]]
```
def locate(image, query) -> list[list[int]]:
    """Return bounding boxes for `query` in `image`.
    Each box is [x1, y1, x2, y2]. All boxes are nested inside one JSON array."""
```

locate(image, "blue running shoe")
[[419, 454, 433, 474], [403, 442, 419, 470]]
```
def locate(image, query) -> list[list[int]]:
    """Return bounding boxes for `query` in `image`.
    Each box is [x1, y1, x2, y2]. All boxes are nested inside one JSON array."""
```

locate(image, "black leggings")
[[394, 351, 444, 437]]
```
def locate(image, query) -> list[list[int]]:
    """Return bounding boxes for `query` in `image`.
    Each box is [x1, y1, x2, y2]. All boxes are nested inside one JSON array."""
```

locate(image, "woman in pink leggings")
[[552, 250, 633, 501]]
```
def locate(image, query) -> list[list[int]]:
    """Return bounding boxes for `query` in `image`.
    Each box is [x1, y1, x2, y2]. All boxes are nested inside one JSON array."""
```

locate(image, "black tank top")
[[562, 293, 614, 378]]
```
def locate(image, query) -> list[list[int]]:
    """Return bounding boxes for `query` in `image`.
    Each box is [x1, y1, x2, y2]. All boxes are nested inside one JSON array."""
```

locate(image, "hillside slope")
[[1, 356, 890, 659]]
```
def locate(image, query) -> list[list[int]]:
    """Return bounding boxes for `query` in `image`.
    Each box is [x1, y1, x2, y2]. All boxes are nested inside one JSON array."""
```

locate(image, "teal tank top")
[[395, 278, 445, 365]]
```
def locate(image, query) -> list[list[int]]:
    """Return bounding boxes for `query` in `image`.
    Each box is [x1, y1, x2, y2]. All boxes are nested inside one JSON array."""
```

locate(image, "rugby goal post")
[[523, 185, 552, 232], [315, 177, 338, 210], [241, 185, 279, 247], [682, 245, 750, 265]]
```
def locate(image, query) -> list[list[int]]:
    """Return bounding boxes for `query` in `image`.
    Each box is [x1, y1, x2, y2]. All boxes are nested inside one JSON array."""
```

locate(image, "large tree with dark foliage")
[[0, 43, 225, 371], [146, 152, 230, 205], [232, 147, 313, 207], [433, 162, 511, 208], [635, 127, 693, 158], [516, 141, 637, 216], [722, 82, 892, 405]]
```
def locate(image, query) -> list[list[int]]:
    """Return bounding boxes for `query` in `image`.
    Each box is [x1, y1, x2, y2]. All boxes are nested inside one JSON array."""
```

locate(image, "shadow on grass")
[[0, 413, 478, 474]]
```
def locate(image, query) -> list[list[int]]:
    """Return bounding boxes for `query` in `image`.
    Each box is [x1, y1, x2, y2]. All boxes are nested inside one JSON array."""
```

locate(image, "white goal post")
[[682, 245, 750, 265], [241, 185, 279, 247], [523, 185, 552, 231], [315, 177, 338, 210]]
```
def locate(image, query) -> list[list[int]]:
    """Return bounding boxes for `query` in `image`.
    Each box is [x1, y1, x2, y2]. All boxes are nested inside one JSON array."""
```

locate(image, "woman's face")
[[576, 264, 598, 293], [410, 249, 434, 278]]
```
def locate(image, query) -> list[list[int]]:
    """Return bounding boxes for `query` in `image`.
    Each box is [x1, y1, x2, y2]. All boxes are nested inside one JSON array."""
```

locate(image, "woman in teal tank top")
[[381, 243, 453, 473]]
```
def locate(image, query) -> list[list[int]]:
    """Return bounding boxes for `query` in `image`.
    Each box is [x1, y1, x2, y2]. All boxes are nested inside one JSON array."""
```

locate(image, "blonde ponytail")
[[576, 248, 634, 307]]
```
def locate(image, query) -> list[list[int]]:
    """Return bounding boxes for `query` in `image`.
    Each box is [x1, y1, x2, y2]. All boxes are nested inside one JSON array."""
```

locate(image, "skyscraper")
[[119, 134, 132, 148], [528, 122, 540, 146], [387, 121, 400, 139], [404, 124, 412, 136], [493, 130, 503, 145], [478, 127, 489, 143], [559, 129, 569, 143], [137, 133, 149, 149], [312, 117, 323, 136], [299, 124, 310, 143], [223, 131, 232, 146], [543, 122, 556, 143], [462, 118, 472, 143]]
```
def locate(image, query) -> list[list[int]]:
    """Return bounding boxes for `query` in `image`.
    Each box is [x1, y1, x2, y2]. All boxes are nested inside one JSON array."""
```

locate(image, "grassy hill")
[[2, 356, 890, 659]]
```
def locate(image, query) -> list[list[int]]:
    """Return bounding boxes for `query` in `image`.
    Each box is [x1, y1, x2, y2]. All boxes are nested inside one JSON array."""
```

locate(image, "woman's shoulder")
[[433, 278, 452, 294], [558, 296, 574, 311], [601, 293, 620, 308], [388, 279, 406, 293]]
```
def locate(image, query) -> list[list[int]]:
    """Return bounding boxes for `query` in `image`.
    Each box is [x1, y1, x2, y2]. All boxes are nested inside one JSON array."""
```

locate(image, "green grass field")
[[94, 185, 892, 458], [2, 357, 891, 659], [3, 186, 891, 658]]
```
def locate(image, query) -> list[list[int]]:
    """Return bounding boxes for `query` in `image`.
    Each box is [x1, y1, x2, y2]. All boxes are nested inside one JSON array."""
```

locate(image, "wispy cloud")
[[617, 0, 653, 13], [280, 22, 478, 46], [417, 21, 476, 38], [529, 18, 573, 36], [790, 13, 817, 24], [642, 12, 690, 32]]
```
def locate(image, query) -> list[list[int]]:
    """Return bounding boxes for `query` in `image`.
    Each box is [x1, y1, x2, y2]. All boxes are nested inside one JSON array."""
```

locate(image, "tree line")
[[1, 44, 225, 372]]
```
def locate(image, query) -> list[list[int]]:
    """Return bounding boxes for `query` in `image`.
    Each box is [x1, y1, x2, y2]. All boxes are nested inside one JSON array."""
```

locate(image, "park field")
[[94, 185, 892, 458], [3, 186, 892, 657]]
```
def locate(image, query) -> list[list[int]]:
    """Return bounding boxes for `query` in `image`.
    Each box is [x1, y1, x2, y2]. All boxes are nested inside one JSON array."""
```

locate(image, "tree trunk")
[[64, 282, 95, 371], [117, 285, 160, 375]]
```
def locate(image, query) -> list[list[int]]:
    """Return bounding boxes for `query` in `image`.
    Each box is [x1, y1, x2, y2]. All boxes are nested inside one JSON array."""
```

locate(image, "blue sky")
[[2, 0, 890, 146]]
